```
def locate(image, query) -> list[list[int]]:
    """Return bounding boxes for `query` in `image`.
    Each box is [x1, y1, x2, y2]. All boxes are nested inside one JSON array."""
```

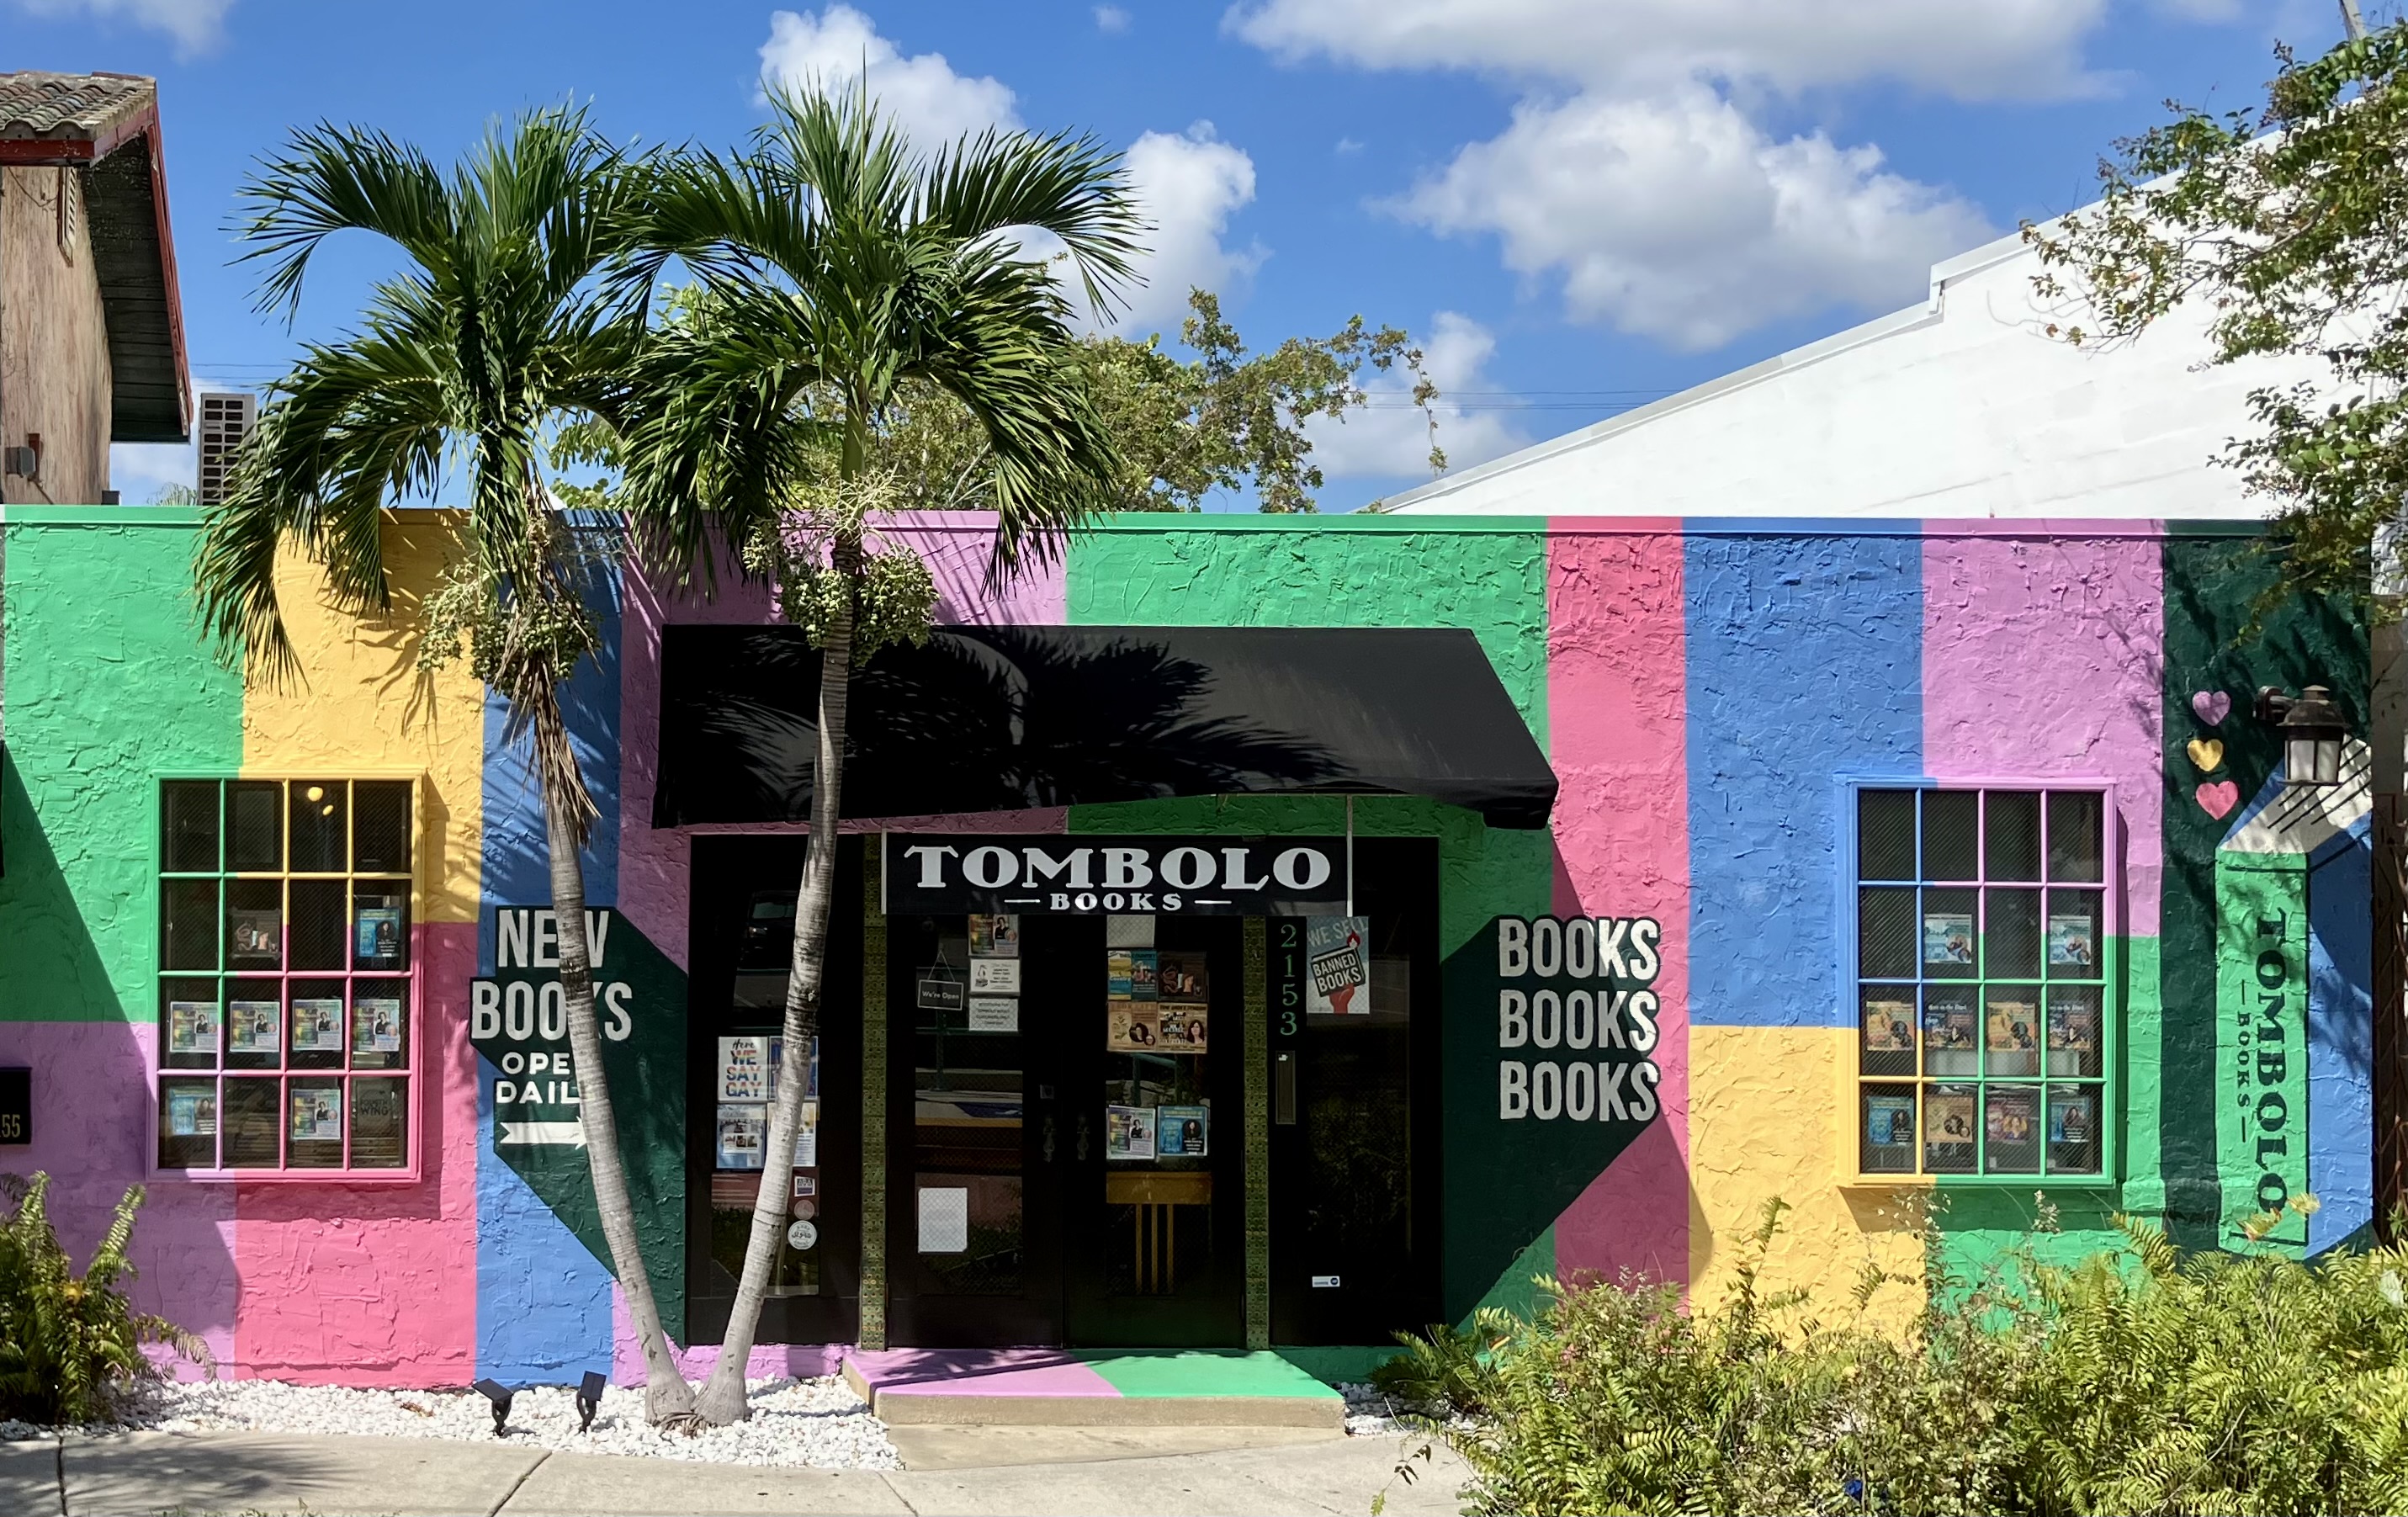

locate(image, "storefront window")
[[708, 888, 822, 1297], [155, 778, 417, 1176], [1854, 786, 2108, 1180]]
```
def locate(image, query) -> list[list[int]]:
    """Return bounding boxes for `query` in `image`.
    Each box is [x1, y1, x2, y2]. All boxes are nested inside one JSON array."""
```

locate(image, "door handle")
[[1042, 1112, 1057, 1164], [1275, 1051, 1297, 1125], [1075, 1111, 1090, 1162]]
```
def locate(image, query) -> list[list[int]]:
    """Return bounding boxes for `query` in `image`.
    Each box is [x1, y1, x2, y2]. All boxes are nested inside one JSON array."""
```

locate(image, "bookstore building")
[[0, 507, 2382, 1386]]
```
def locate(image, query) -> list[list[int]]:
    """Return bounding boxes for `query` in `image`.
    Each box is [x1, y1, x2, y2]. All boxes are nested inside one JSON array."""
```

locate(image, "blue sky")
[[8, 0, 2371, 508]]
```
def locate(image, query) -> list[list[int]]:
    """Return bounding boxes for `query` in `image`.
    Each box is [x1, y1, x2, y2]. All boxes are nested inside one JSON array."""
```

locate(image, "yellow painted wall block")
[[1687, 1025, 1928, 1337], [240, 509, 483, 923]]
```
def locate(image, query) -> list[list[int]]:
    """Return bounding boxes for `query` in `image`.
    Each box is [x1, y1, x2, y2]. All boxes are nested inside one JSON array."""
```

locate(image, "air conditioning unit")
[[196, 391, 257, 507]]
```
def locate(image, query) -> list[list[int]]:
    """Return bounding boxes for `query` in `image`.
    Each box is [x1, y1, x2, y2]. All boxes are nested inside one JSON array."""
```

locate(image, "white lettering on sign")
[[1491, 915, 1667, 1126]]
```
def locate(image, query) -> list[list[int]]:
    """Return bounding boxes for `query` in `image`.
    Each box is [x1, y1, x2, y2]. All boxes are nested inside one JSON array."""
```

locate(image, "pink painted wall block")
[[231, 924, 480, 1385], [1544, 523, 1692, 1289], [0, 1020, 236, 1376], [1921, 533, 2166, 936]]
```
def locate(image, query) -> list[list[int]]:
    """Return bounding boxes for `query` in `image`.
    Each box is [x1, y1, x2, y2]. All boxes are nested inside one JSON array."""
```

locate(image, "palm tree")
[[191, 106, 700, 1424], [617, 86, 1143, 1425]]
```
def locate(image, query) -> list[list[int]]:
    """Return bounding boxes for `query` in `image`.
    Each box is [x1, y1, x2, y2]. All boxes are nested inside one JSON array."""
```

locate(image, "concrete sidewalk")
[[0, 1424, 1471, 1515]]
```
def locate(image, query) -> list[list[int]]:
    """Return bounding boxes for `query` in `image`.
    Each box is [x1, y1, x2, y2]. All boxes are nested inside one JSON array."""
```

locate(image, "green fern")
[[0, 1172, 212, 1424]]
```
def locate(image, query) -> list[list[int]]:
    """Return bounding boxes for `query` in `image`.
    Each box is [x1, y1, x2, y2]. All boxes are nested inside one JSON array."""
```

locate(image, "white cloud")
[[109, 441, 195, 500], [1099, 124, 1264, 335], [1226, 0, 2108, 102], [1402, 87, 1993, 352], [1304, 310, 1530, 490], [1094, 4, 1131, 33], [13, 0, 233, 52], [760, 4, 1018, 145]]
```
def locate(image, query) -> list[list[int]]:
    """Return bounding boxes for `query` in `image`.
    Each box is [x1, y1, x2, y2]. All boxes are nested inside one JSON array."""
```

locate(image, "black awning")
[[654, 623, 1556, 830]]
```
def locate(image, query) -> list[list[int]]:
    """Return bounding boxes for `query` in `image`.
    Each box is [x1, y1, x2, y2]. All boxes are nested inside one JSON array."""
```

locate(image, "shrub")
[[0, 1172, 210, 1424], [1397, 1196, 2408, 1516]]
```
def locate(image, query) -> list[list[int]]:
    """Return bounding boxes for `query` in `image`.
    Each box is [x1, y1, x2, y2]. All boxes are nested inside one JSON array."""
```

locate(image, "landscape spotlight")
[[577, 1371, 607, 1433], [473, 1377, 513, 1438]]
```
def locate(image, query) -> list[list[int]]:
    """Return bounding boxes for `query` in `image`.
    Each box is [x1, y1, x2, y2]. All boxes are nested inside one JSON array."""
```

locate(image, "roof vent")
[[196, 391, 256, 507]]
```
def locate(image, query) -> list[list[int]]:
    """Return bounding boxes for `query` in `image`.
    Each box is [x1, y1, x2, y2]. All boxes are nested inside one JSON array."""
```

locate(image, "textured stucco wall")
[[0, 511, 2379, 1384]]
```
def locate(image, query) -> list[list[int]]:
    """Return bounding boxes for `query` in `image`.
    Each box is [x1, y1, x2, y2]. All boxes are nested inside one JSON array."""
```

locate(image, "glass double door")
[[887, 912, 1245, 1348]]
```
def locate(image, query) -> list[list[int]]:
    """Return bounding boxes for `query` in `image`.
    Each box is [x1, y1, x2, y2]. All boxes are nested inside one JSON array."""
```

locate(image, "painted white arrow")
[[496, 1121, 586, 1147]]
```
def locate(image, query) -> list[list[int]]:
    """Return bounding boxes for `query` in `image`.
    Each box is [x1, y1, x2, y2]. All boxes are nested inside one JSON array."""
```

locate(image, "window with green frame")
[[1854, 786, 2110, 1180]]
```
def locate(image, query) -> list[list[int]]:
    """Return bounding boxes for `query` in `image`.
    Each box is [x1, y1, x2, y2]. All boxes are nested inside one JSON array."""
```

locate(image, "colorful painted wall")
[[0, 507, 2374, 1384]]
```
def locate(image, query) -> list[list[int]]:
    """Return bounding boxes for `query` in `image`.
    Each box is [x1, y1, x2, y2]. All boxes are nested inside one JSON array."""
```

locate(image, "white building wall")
[[1383, 229, 2314, 521]]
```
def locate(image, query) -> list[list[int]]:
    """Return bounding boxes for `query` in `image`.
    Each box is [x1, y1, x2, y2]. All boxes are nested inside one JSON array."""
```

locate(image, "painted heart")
[[2197, 780, 2240, 819], [2186, 738, 2225, 772], [2192, 690, 2231, 726]]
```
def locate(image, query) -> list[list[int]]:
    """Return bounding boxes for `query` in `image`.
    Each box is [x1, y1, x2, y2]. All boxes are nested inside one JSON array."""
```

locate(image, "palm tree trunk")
[[696, 565, 855, 1425], [538, 689, 698, 1423]]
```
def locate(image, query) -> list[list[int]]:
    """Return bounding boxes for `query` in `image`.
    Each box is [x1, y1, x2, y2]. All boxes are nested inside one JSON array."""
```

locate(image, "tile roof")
[[0, 72, 156, 157]]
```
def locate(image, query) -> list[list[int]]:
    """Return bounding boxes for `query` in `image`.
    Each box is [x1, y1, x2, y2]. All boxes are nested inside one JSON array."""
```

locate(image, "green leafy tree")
[[613, 85, 1140, 1426], [188, 108, 702, 1424], [874, 288, 1441, 513], [2027, 21, 2408, 607]]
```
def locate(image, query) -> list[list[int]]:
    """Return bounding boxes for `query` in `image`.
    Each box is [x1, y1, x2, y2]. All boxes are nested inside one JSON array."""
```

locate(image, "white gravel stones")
[[1338, 1380, 1414, 1436], [22, 1375, 901, 1469]]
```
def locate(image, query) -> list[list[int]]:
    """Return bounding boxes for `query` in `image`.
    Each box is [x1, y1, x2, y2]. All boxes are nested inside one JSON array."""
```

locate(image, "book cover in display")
[[2048, 1000, 2099, 1053], [292, 999, 346, 1052], [719, 1036, 771, 1102], [1306, 915, 1371, 1015], [289, 1087, 342, 1143], [1860, 1000, 1914, 1052], [2047, 912, 2096, 968], [229, 908, 280, 962], [2048, 1090, 2095, 1144], [167, 1088, 218, 1138], [1922, 995, 1978, 1063], [1105, 1104, 1156, 1160], [229, 1000, 282, 1055], [1987, 1087, 2038, 1146], [1156, 1005, 1209, 1053], [353, 998, 402, 1053], [1864, 1094, 1914, 1148], [1106, 1004, 1160, 1051], [355, 903, 404, 964], [968, 914, 1019, 957], [167, 1000, 220, 1056], [1926, 1089, 1976, 1148], [1986, 998, 2040, 1073], [716, 1104, 767, 1170], [1923, 911, 1975, 968], [1157, 1104, 1209, 1156], [1106, 950, 1134, 998], [1157, 953, 1207, 1005]]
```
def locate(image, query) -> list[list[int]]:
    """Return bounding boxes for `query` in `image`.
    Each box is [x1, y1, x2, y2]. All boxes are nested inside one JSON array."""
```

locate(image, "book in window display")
[[1859, 995, 1914, 1075], [716, 1104, 767, 1170], [1305, 915, 1370, 1015], [1156, 1004, 1209, 1053], [1986, 995, 2040, 1076], [2047, 912, 2097, 971], [2048, 1088, 2096, 1146], [968, 914, 1019, 958], [1864, 1092, 1914, 1149], [228, 1000, 281, 1056], [1986, 1085, 2040, 1171], [354, 898, 405, 968], [2047, 994, 2100, 1077], [289, 1086, 343, 1143], [1924, 1085, 1977, 1171], [291, 998, 345, 1052], [1157, 1104, 1209, 1156], [1921, 990, 1980, 1075], [1106, 1002, 1160, 1052], [167, 1000, 220, 1057], [1105, 1104, 1156, 1161], [1922, 911, 1975, 969], [353, 997, 402, 1054], [166, 1087, 218, 1138]]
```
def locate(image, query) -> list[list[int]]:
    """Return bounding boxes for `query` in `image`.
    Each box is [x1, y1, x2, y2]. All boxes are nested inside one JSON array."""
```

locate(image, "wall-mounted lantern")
[[2254, 684, 2347, 788]]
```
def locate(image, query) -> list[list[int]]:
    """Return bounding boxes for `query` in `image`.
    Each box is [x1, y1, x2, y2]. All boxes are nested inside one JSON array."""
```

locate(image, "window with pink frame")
[[1854, 787, 2109, 1180], [155, 777, 417, 1175]]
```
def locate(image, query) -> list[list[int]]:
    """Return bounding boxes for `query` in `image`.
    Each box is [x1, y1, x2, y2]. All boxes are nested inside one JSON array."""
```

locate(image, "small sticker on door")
[[1311, 1275, 1341, 1288]]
